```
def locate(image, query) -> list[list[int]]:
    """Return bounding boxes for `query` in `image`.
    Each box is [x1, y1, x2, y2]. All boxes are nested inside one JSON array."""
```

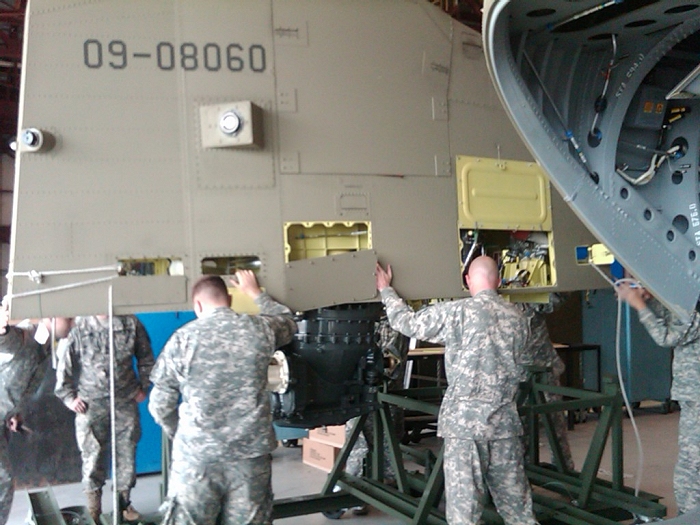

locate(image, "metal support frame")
[[272, 376, 666, 525], [29, 376, 666, 524], [520, 372, 666, 524]]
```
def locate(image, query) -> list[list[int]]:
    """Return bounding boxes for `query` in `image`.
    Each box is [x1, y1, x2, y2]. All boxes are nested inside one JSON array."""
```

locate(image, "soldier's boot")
[[86, 489, 102, 524], [119, 490, 142, 522]]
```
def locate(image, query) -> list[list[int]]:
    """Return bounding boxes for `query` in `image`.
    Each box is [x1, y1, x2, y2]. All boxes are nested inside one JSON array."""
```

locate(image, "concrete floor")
[[9, 406, 680, 524]]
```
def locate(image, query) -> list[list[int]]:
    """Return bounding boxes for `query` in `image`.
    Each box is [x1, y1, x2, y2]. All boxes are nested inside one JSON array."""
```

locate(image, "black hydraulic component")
[[271, 303, 384, 428]]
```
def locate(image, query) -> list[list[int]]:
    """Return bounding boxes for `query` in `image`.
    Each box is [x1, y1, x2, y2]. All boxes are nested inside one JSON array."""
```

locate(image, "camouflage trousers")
[[443, 437, 538, 525], [74, 398, 141, 492], [675, 400, 700, 514], [162, 453, 272, 525], [0, 433, 12, 525], [345, 406, 405, 479]]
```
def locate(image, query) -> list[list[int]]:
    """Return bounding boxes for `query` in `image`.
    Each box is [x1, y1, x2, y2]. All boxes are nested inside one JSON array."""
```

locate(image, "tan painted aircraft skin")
[[9, 0, 602, 318]]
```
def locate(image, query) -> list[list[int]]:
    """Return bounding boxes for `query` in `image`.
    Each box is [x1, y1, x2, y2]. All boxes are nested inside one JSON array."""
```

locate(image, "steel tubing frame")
[[272, 374, 666, 525]]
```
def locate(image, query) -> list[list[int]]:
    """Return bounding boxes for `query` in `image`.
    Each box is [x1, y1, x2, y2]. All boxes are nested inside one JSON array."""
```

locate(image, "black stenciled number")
[[84, 40, 267, 72], [249, 44, 266, 72], [84, 39, 102, 69], [180, 43, 198, 70], [227, 43, 244, 71], [157, 42, 175, 70], [108, 40, 127, 69], [203, 43, 221, 72]]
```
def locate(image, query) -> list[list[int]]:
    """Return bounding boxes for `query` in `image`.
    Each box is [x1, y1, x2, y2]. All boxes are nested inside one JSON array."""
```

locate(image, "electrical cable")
[[589, 34, 618, 141], [521, 51, 599, 186], [614, 278, 645, 497], [590, 263, 646, 498], [615, 145, 680, 186], [461, 230, 479, 274]]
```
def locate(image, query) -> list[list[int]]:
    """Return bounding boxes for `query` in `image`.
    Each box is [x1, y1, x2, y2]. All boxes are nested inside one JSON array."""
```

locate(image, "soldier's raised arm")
[[230, 271, 297, 348]]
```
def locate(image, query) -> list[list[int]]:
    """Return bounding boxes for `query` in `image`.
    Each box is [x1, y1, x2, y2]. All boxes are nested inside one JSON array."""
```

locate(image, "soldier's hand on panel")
[[375, 262, 392, 292], [230, 270, 262, 299]]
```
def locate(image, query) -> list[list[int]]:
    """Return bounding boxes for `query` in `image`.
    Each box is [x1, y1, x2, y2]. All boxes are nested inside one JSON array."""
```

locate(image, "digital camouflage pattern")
[[675, 401, 700, 514], [517, 302, 574, 471], [380, 288, 529, 439], [516, 300, 566, 380], [444, 437, 535, 525], [55, 315, 154, 492], [0, 437, 10, 525], [149, 292, 296, 525], [74, 399, 141, 491], [0, 323, 51, 525], [380, 287, 537, 525], [636, 300, 700, 514], [55, 315, 154, 405], [160, 454, 272, 525], [637, 299, 700, 402], [377, 317, 410, 385]]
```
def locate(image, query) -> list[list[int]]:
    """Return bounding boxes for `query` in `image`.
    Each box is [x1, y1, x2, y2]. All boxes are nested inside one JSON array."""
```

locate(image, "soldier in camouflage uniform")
[[617, 282, 700, 515], [55, 314, 154, 522], [149, 272, 296, 525], [376, 257, 538, 525], [0, 300, 72, 525], [517, 298, 575, 471]]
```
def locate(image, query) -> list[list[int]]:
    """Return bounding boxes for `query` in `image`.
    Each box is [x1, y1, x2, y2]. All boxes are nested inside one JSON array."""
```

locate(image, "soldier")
[[616, 282, 700, 515], [55, 314, 154, 523], [375, 256, 538, 525], [517, 298, 575, 471], [0, 300, 72, 525], [149, 272, 296, 525]]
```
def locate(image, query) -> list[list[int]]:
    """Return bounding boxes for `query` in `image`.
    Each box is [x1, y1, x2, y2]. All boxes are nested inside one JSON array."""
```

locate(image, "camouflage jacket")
[[54, 315, 154, 405], [0, 322, 50, 420], [516, 303, 565, 379], [148, 292, 297, 460], [637, 299, 700, 401], [381, 287, 530, 439]]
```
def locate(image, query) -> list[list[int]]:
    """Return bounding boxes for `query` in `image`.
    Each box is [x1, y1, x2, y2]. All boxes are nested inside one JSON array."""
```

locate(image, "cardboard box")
[[302, 438, 341, 473], [308, 425, 346, 447]]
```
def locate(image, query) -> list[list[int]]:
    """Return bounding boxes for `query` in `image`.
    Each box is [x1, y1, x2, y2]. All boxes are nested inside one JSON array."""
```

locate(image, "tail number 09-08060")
[[83, 39, 267, 73]]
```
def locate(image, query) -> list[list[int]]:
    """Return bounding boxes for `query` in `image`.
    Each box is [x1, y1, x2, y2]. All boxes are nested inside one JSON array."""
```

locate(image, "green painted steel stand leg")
[[372, 408, 384, 482], [379, 402, 410, 493], [611, 393, 624, 492], [411, 445, 445, 525], [577, 378, 623, 508], [321, 413, 369, 495]]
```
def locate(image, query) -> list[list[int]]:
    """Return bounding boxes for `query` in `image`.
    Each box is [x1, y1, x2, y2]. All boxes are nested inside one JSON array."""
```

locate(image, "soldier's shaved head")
[[192, 276, 231, 316], [465, 256, 500, 295]]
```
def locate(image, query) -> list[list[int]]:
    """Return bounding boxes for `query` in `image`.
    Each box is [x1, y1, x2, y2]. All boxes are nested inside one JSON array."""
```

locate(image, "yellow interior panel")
[[285, 222, 372, 262], [457, 156, 552, 231]]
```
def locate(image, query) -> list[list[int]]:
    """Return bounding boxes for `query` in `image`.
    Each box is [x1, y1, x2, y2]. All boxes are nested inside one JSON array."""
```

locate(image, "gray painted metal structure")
[[483, 0, 700, 317]]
